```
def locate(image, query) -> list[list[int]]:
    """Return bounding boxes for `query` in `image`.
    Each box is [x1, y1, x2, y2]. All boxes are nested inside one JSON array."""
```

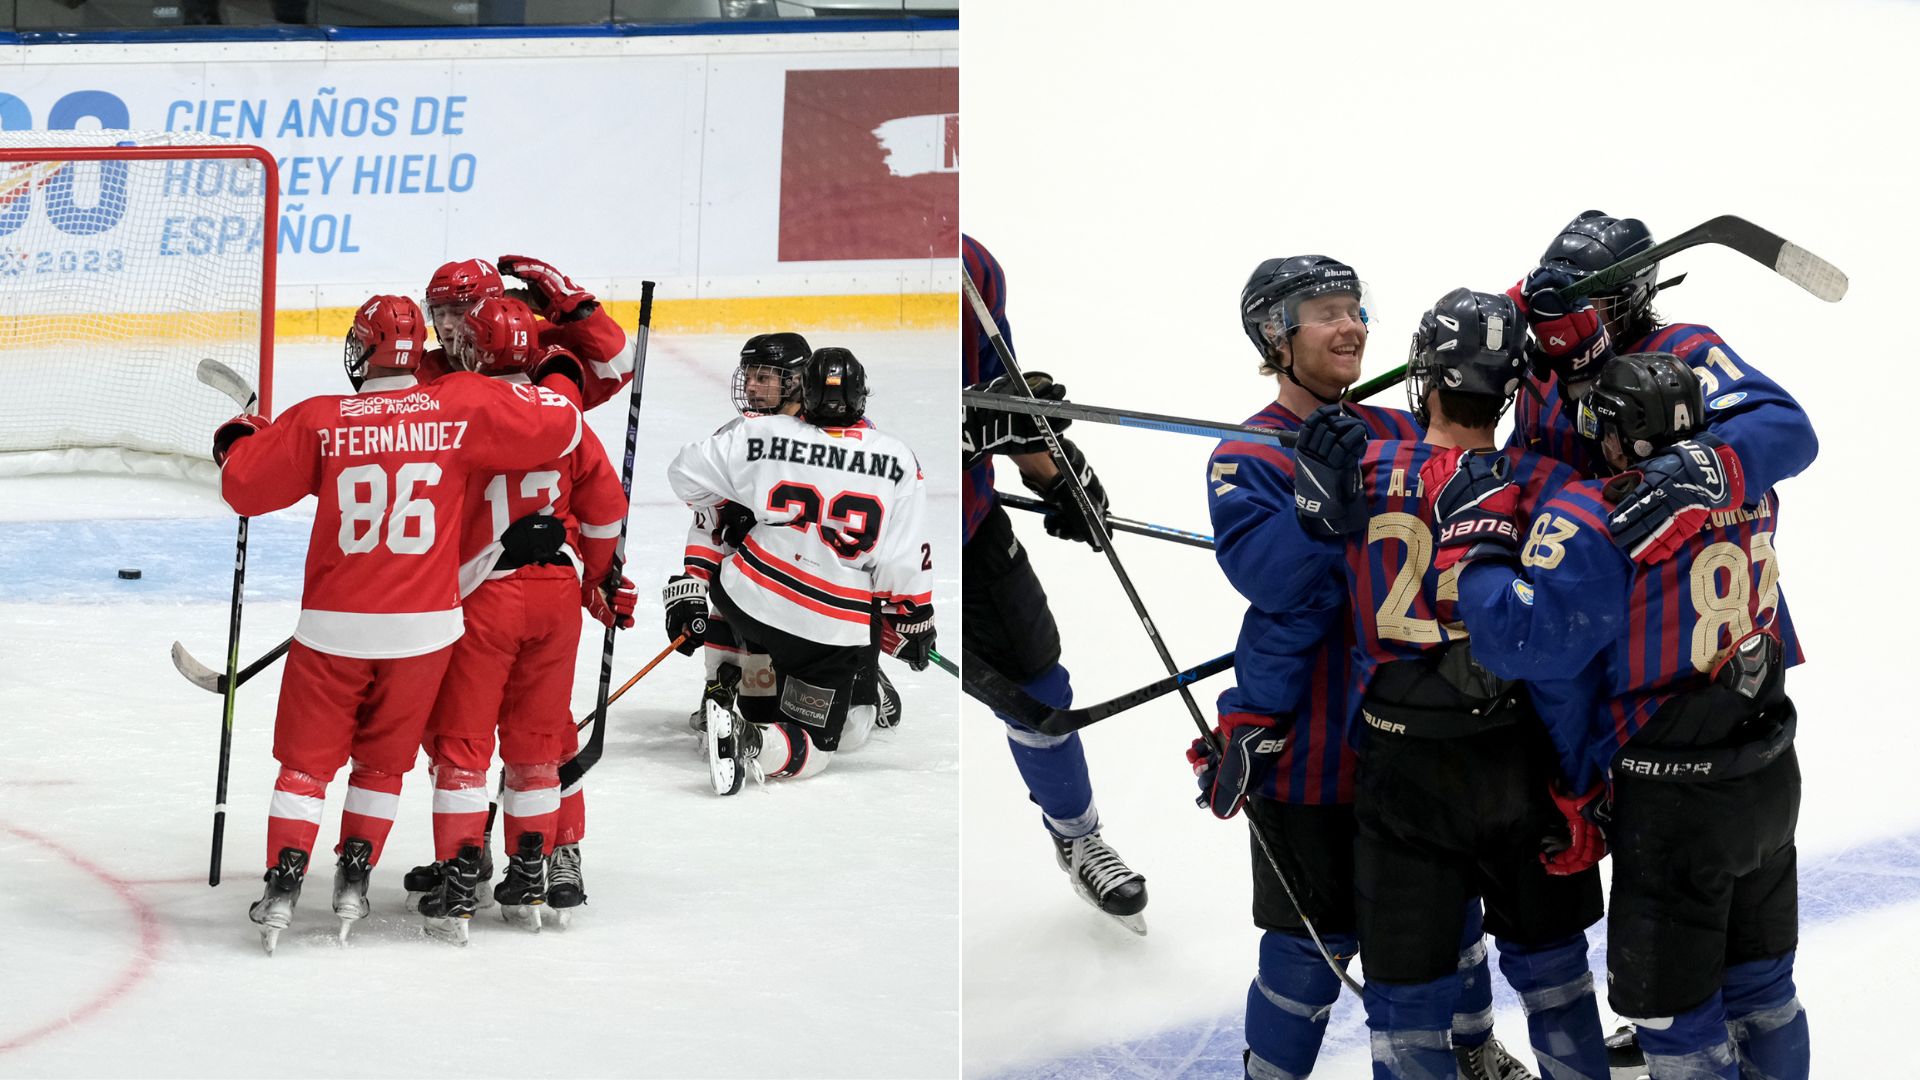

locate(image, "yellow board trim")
[[280, 292, 957, 340]]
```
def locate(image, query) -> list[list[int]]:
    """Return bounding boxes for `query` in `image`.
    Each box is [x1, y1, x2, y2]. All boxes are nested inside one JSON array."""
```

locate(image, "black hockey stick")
[[961, 389, 1298, 449], [1346, 214, 1848, 403], [171, 634, 292, 694], [923, 648, 960, 677], [961, 649, 1236, 735], [560, 282, 654, 790], [998, 492, 1216, 551], [196, 358, 257, 888]]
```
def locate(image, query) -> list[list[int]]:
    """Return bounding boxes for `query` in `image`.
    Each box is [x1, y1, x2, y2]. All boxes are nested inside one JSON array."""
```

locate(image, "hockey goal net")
[[0, 131, 277, 477]]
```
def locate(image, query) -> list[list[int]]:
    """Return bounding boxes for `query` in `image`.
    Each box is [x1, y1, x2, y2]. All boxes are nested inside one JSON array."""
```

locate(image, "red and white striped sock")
[[430, 765, 489, 863], [339, 766, 403, 866], [265, 766, 327, 869], [502, 761, 561, 855]]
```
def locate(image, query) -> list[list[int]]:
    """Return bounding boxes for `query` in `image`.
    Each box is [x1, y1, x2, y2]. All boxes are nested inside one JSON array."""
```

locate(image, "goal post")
[[0, 132, 278, 478]]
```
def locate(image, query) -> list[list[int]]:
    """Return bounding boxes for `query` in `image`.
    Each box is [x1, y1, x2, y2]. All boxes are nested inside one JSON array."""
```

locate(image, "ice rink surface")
[[960, 0, 1920, 1075], [0, 329, 959, 1078]]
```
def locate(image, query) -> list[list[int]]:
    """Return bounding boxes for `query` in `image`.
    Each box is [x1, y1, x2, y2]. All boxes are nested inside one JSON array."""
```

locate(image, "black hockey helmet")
[[1577, 351, 1705, 462], [801, 347, 868, 427], [1405, 287, 1527, 427], [1239, 255, 1368, 359], [733, 331, 812, 415], [1541, 210, 1659, 337]]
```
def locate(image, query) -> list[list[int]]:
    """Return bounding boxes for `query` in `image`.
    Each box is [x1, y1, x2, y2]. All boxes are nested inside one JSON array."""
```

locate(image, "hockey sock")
[[1495, 932, 1607, 1080], [265, 766, 327, 870], [501, 761, 561, 856], [430, 762, 490, 862], [996, 665, 1098, 837], [1246, 929, 1355, 1080], [759, 721, 831, 780], [339, 766, 403, 866], [1361, 975, 1456, 1080], [1452, 902, 1495, 1050], [555, 778, 586, 846], [838, 703, 878, 752], [1626, 992, 1738, 1080], [1723, 953, 1809, 1080]]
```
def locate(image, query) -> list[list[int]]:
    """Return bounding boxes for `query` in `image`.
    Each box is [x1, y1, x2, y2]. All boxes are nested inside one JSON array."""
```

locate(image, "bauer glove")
[[1541, 780, 1611, 876], [1422, 447, 1524, 573], [1513, 262, 1612, 387], [1606, 434, 1746, 567], [661, 573, 708, 654], [1185, 718, 1287, 820], [1293, 404, 1369, 539]]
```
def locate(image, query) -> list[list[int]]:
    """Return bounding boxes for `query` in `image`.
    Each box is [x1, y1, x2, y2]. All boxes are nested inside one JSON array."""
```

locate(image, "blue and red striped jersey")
[[1207, 399, 1423, 804], [963, 235, 1012, 544], [1455, 478, 1803, 789]]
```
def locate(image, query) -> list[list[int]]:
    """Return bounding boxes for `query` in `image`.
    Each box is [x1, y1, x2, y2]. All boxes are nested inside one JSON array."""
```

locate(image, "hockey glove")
[[1607, 433, 1746, 566], [497, 254, 596, 321], [715, 500, 757, 551], [213, 414, 268, 466], [661, 573, 708, 654], [1516, 263, 1612, 386], [1185, 718, 1287, 820], [586, 572, 638, 631], [961, 371, 1070, 467], [883, 601, 936, 672], [1541, 780, 1611, 876], [1421, 447, 1523, 573], [532, 348, 587, 402], [1293, 404, 1369, 539], [1023, 438, 1109, 550]]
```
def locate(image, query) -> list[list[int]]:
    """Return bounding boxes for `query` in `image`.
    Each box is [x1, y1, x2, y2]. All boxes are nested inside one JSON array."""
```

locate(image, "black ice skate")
[[546, 842, 586, 928], [417, 844, 482, 946], [1607, 1025, 1649, 1080], [703, 698, 762, 796], [332, 837, 374, 943], [493, 832, 547, 932], [1052, 832, 1148, 935], [249, 847, 309, 956], [876, 667, 903, 729], [405, 845, 493, 914], [1456, 1037, 1539, 1080], [688, 662, 742, 735]]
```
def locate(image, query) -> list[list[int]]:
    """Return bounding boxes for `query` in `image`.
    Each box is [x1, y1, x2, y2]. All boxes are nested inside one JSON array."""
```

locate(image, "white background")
[[960, 0, 1919, 1075]]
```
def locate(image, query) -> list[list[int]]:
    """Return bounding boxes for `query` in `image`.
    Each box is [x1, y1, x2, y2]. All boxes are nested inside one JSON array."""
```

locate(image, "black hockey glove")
[[1519, 262, 1612, 386], [662, 573, 708, 655], [1185, 717, 1287, 820], [1022, 437, 1109, 550], [714, 500, 757, 550], [962, 371, 1070, 468], [1421, 447, 1523, 573], [1293, 404, 1369, 539], [882, 602, 936, 672]]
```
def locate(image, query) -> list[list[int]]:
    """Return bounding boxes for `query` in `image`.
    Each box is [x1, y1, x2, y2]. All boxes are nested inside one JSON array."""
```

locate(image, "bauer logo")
[[1710, 391, 1748, 410]]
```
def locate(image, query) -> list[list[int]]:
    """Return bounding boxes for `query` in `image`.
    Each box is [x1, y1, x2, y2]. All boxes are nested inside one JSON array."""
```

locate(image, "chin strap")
[[1280, 358, 1346, 407]]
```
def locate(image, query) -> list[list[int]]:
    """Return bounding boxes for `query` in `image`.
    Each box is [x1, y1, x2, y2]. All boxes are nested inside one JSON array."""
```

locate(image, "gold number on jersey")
[[1368, 511, 1443, 644], [1690, 345, 1746, 398], [1687, 529, 1782, 673], [1521, 513, 1580, 570], [1211, 461, 1239, 496]]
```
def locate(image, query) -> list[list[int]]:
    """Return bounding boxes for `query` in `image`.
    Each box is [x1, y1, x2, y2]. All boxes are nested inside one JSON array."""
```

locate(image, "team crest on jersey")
[[1511, 580, 1534, 606], [1710, 391, 1748, 410]]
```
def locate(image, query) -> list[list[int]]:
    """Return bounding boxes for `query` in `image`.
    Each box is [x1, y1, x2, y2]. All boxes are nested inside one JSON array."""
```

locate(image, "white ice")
[[0, 330, 959, 1077], [960, 0, 1920, 1074]]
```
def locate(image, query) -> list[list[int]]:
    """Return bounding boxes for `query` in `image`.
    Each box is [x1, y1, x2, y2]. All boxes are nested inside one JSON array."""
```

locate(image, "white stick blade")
[[1775, 242, 1849, 302], [196, 358, 259, 410], [170, 640, 224, 693]]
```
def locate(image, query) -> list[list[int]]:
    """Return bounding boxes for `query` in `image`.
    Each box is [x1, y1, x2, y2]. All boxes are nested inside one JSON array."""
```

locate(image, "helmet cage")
[[732, 364, 801, 416]]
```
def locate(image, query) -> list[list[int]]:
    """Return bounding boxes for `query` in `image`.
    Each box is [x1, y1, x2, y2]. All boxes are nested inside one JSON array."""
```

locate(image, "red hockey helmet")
[[451, 295, 539, 375], [345, 294, 425, 388], [425, 258, 503, 309]]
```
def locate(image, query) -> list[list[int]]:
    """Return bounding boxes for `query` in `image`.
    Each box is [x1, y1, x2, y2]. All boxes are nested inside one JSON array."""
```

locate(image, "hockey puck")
[[117, 568, 142, 580]]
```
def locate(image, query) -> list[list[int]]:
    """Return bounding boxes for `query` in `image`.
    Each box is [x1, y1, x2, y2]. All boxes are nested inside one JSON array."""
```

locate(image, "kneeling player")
[[216, 294, 582, 953], [1439, 352, 1810, 1079], [666, 348, 933, 793], [412, 296, 629, 940]]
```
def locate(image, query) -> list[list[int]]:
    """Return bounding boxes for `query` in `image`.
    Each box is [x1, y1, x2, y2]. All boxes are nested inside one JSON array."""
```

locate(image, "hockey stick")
[[998, 492, 1216, 551], [574, 634, 687, 732], [961, 648, 1236, 735], [962, 389, 1297, 448], [1345, 215, 1849, 404], [560, 282, 654, 790], [171, 635, 292, 694], [196, 358, 257, 888], [922, 648, 960, 677]]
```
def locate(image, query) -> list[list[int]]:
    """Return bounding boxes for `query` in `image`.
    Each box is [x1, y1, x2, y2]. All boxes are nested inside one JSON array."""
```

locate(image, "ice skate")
[[875, 666, 902, 729], [403, 860, 441, 913], [1456, 1037, 1538, 1080], [1607, 1026, 1649, 1080], [249, 847, 309, 956], [418, 845, 482, 946], [493, 832, 547, 933], [704, 698, 762, 796], [1052, 832, 1148, 935], [688, 662, 742, 735], [546, 842, 586, 928], [331, 837, 373, 943]]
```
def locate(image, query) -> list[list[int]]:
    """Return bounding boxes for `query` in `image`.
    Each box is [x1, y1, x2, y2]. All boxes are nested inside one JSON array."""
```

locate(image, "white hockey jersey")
[[668, 414, 932, 647]]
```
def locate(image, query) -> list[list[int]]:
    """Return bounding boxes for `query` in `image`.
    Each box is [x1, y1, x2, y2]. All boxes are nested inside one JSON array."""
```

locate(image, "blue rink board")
[[991, 824, 1920, 1078], [0, 516, 314, 604]]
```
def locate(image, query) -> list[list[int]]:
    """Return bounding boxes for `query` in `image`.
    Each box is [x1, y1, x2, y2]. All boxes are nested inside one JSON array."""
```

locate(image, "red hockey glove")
[[586, 573, 637, 630], [497, 254, 595, 321], [661, 573, 707, 655], [1606, 434, 1746, 566], [213, 414, 268, 466], [1541, 780, 1611, 875], [1421, 447, 1523, 573], [532, 347, 587, 403], [1186, 715, 1287, 820], [883, 602, 936, 671], [1515, 263, 1612, 385]]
